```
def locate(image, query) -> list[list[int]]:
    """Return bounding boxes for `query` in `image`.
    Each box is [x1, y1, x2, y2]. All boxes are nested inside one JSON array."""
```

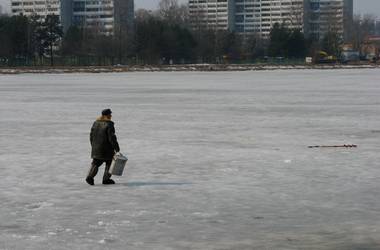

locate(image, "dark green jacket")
[[90, 118, 120, 160]]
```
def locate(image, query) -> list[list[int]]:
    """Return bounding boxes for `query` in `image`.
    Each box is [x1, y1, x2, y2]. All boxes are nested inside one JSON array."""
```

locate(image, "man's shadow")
[[117, 182, 192, 187]]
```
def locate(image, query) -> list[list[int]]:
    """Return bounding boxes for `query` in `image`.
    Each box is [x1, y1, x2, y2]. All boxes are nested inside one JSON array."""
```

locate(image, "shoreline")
[[0, 63, 379, 74]]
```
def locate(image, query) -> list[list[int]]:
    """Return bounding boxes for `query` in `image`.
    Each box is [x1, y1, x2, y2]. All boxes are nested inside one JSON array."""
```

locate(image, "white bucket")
[[109, 153, 128, 176]]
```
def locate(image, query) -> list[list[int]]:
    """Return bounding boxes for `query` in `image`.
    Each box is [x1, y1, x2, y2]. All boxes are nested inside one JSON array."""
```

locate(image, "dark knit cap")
[[101, 109, 112, 116]]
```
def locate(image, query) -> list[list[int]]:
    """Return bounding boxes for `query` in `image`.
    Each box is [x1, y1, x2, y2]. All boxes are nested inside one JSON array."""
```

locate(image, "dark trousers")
[[88, 159, 112, 181]]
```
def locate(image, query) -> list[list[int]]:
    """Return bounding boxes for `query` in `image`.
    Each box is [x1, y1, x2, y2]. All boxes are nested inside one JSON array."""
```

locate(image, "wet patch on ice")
[[0, 224, 22, 231], [253, 216, 264, 220]]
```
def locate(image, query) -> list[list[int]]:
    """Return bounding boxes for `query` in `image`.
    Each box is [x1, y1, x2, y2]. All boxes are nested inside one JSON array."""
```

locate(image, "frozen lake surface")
[[1, 69, 380, 250]]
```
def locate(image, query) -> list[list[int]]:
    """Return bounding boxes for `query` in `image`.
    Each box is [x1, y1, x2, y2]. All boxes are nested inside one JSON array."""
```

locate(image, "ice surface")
[[0, 69, 380, 249]]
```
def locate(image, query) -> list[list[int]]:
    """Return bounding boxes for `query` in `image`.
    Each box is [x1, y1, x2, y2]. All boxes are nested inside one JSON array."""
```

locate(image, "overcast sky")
[[1, 0, 379, 17]]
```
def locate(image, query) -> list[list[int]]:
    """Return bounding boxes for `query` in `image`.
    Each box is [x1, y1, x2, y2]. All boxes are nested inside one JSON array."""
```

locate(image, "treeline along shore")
[[0, 0, 379, 68], [0, 64, 379, 74]]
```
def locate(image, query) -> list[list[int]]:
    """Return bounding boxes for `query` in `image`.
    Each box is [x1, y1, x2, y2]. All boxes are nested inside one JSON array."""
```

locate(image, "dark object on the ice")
[[102, 108, 112, 116], [86, 110, 120, 185], [254, 216, 264, 220], [86, 176, 94, 186], [308, 144, 357, 148], [103, 179, 115, 185]]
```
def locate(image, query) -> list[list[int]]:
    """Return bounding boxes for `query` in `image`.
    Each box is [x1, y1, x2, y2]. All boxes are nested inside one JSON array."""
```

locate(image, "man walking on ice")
[[86, 109, 120, 185]]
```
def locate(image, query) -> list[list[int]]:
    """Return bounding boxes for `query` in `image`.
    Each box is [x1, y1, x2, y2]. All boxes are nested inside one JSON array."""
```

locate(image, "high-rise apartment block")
[[258, 0, 304, 37], [304, 0, 353, 40], [189, 0, 353, 40], [376, 20, 380, 36], [72, 0, 115, 34], [11, 0, 61, 16], [188, 0, 233, 31], [10, 0, 134, 35], [72, 0, 134, 35]]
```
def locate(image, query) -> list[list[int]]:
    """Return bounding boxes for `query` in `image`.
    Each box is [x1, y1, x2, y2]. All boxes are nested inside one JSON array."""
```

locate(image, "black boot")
[[102, 179, 115, 185], [86, 176, 94, 185]]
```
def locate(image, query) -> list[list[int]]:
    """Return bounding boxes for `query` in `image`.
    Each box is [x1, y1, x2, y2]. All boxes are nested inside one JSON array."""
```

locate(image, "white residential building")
[[189, 0, 304, 37], [10, 0, 134, 35], [72, 0, 114, 34], [189, 0, 234, 31], [376, 19, 380, 35], [259, 0, 304, 37], [11, 0, 60, 16], [72, 0, 134, 35], [234, 0, 261, 33], [10, 0, 72, 30], [304, 0, 353, 40], [189, 0, 353, 40]]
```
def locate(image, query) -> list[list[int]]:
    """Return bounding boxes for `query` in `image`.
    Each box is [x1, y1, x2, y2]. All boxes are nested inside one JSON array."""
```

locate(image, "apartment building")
[[234, 0, 261, 33], [10, 0, 134, 35], [72, 0, 114, 34], [11, 0, 72, 30], [376, 19, 380, 35], [189, 0, 352, 40], [189, 0, 305, 37], [11, 0, 61, 16], [72, 0, 134, 35], [188, 0, 234, 31], [304, 0, 353, 40], [259, 0, 304, 37]]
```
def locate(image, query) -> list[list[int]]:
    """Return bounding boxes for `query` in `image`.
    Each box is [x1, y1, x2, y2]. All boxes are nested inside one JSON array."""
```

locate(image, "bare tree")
[[135, 9, 154, 22], [158, 0, 188, 25], [349, 14, 377, 50], [286, 0, 304, 30], [188, 1, 209, 33]]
